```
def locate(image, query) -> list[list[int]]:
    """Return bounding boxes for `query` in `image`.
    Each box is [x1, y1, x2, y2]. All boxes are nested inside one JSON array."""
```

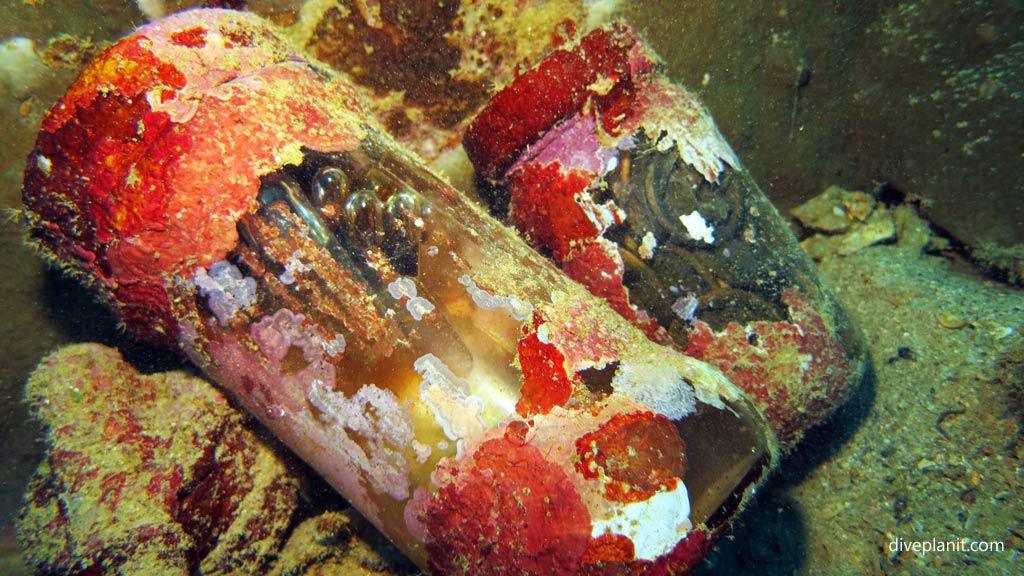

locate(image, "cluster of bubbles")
[[257, 160, 431, 275]]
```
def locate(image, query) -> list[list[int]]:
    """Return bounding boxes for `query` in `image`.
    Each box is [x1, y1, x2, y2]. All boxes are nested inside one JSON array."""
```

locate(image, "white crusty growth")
[[193, 260, 257, 325], [415, 353, 488, 460], [457, 274, 533, 321]]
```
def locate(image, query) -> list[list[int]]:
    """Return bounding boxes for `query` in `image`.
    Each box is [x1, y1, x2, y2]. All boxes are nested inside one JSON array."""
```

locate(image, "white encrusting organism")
[[322, 333, 346, 357], [611, 357, 698, 421], [387, 276, 434, 320], [307, 380, 414, 500], [406, 297, 436, 321], [679, 210, 715, 244], [457, 274, 533, 321], [279, 249, 313, 285], [193, 260, 257, 325], [414, 353, 487, 459], [671, 293, 699, 322], [387, 276, 417, 300], [590, 481, 692, 561], [639, 231, 658, 259]]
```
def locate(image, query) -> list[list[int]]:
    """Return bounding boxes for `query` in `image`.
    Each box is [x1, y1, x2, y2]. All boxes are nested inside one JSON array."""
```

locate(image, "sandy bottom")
[[700, 239, 1023, 574]]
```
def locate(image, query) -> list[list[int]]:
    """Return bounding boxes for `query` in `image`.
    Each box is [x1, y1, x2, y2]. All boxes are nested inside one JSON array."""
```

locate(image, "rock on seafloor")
[[17, 343, 300, 575], [791, 185, 898, 260], [269, 510, 418, 576]]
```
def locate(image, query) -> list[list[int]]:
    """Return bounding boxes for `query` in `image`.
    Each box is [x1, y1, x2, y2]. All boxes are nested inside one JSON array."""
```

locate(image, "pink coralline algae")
[[424, 434, 592, 574], [686, 289, 852, 445], [17, 343, 299, 575]]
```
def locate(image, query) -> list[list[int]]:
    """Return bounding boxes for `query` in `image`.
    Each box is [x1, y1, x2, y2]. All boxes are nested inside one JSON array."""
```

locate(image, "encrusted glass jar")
[[21, 9, 775, 574]]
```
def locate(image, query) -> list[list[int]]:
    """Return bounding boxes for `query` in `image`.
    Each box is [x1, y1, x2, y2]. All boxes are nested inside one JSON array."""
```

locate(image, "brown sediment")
[[307, 1, 489, 134], [269, 510, 419, 576]]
